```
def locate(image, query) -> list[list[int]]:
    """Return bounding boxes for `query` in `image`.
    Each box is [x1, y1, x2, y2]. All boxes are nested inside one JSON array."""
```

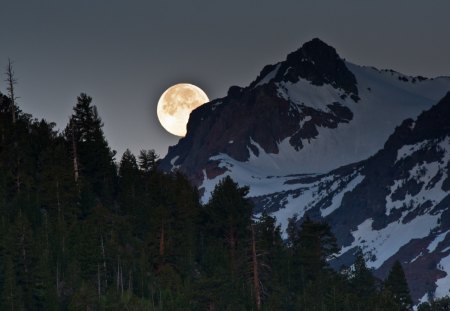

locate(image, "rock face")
[[160, 38, 450, 302]]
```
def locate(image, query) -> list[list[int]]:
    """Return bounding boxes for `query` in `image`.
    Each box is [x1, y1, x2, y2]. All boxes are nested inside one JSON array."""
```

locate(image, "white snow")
[[386, 137, 450, 216], [442, 246, 450, 253], [321, 174, 364, 217], [339, 212, 442, 269], [410, 252, 424, 263], [278, 78, 347, 112], [428, 230, 450, 253], [435, 254, 450, 298], [255, 63, 281, 87], [170, 156, 180, 170], [396, 140, 432, 163], [417, 293, 429, 310]]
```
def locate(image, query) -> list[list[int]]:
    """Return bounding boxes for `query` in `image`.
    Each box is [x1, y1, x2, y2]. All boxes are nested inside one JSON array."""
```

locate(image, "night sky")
[[1, 0, 449, 159]]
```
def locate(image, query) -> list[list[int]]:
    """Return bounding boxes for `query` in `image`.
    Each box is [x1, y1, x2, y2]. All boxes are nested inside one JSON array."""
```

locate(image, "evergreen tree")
[[138, 149, 158, 173], [65, 93, 117, 208], [118, 149, 139, 214], [253, 211, 287, 309], [198, 176, 253, 309], [204, 176, 253, 276], [385, 260, 413, 311], [351, 248, 376, 300], [288, 216, 338, 283]]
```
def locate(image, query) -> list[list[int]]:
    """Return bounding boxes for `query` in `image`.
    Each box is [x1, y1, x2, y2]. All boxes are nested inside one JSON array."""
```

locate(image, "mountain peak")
[[288, 37, 337, 61], [250, 38, 359, 98]]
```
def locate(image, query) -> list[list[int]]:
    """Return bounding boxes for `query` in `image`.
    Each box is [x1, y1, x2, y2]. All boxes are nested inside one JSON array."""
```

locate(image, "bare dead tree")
[[5, 58, 18, 124]]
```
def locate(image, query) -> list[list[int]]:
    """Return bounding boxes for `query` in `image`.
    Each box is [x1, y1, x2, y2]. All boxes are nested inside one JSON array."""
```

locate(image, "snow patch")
[[435, 254, 450, 298], [442, 246, 450, 253], [255, 63, 281, 87], [410, 252, 424, 263], [340, 212, 442, 269], [321, 174, 365, 217], [396, 140, 431, 163], [386, 137, 450, 216], [170, 156, 180, 170], [428, 230, 450, 253]]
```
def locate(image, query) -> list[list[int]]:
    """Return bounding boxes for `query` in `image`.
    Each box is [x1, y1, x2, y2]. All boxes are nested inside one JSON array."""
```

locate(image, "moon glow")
[[157, 83, 209, 137]]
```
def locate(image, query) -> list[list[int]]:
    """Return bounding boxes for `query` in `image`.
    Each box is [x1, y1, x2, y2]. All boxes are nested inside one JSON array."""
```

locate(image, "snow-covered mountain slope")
[[256, 92, 450, 302], [160, 39, 450, 196], [160, 38, 450, 302]]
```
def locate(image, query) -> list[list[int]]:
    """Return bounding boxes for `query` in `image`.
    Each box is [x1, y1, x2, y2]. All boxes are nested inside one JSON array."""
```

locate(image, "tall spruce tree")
[[205, 176, 253, 276], [385, 260, 413, 311], [65, 93, 117, 210], [351, 248, 376, 300], [288, 216, 338, 283], [118, 149, 139, 214]]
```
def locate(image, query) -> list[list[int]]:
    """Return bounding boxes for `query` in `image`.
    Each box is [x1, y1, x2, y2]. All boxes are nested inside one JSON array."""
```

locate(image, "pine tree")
[[118, 149, 139, 214], [351, 248, 376, 300], [385, 260, 413, 311], [138, 149, 158, 173], [205, 176, 253, 277], [253, 212, 287, 309], [288, 216, 338, 283], [65, 93, 117, 209]]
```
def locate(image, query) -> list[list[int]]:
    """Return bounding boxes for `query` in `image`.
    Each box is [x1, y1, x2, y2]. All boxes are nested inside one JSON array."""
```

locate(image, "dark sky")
[[1, 0, 449, 159]]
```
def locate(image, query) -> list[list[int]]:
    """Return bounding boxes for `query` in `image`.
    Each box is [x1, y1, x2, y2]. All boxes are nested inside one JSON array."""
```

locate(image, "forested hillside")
[[0, 92, 445, 310]]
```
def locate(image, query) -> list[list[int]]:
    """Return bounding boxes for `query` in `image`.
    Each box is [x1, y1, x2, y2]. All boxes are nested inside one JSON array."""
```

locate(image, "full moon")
[[157, 83, 209, 137]]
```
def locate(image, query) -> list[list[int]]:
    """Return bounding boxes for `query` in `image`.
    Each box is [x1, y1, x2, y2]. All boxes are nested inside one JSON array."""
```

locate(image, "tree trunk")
[[16, 156, 20, 193], [251, 224, 261, 310], [116, 257, 120, 292], [97, 264, 101, 299], [101, 235, 107, 288], [120, 264, 124, 296], [159, 222, 165, 258], [56, 179, 61, 223], [70, 121, 79, 184], [56, 260, 60, 297], [228, 225, 236, 276]]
